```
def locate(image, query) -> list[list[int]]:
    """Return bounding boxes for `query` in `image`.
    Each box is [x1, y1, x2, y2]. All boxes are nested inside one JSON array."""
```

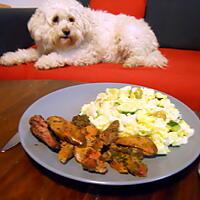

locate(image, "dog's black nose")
[[62, 30, 70, 37]]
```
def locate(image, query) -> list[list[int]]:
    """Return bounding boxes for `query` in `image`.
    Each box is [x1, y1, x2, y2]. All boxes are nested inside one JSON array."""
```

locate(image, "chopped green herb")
[[167, 120, 180, 132], [120, 111, 136, 115], [167, 120, 179, 127]]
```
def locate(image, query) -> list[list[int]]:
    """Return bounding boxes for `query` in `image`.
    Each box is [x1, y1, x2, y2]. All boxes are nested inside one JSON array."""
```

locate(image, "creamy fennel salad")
[[80, 86, 194, 154]]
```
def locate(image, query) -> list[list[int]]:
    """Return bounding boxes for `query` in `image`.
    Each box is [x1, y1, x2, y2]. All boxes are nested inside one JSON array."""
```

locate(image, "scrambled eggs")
[[80, 86, 194, 154]]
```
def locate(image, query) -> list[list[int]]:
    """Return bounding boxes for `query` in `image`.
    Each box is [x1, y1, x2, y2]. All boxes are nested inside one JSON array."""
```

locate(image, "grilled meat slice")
[[110, 159, 128, 174], [72, 114, 90, 128], [63, 126, 86, 146], [109, 151, 129, 174], [115, 135, 158, 156], [83, 125, 104, 151], [126, 157, 148, 177], [109, 143, 144, 160], [47, 116, 86, 146], [47, 116, 68, 140], [29, 115, 59, 151], [100, 120, 119, 145], [58, 141, 74, 164], [83, 125, 99, 146], [74, 146, 88, 163], [102, 143, 147, 175], [74, 146, 107, 174]]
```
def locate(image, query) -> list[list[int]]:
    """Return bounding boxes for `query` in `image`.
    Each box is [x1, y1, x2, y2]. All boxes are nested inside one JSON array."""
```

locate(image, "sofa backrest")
[[90, 0, 146, 19], [0, 8, 35, 56], [145, 0, 200, 50]]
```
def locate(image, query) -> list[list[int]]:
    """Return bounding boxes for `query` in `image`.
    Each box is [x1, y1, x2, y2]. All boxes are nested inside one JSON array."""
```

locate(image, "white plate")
[[19, 83, 200, 185]]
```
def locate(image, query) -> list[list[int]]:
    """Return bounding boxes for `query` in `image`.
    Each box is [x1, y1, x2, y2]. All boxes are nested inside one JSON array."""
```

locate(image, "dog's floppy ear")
[[28, 9, 46, 41]]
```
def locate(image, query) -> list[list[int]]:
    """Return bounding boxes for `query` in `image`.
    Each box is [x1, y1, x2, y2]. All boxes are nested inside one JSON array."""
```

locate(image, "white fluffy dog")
[[0, 0, 167, 69]]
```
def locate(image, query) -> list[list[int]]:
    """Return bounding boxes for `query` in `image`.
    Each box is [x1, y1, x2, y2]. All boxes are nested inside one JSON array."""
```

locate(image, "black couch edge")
[[0, 8, 35, 55]]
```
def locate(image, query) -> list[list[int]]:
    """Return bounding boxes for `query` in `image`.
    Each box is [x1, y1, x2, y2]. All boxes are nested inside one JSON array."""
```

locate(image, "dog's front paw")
[[35, 57, 52, 69], [0, 48, 39, 66], [123, 56, 143, 68], [0, 52, 18, 66], [35, 54, 65, 69]]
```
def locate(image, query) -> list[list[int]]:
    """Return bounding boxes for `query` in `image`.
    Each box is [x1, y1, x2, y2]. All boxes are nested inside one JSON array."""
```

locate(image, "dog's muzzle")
[[61, 29, 70, 38]]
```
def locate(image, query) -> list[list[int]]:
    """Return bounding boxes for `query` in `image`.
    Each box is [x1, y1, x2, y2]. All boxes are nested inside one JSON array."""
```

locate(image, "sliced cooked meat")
[[102, 145, 129, 174], [58, 141, 74, 164], [72, 114, 90, 128], [85, 125, 99, 136], [63, 126, 86, 146], [47, 116, 86, 146], [84, 125, 99, 146], [109, 143, 144, 160], [82, 125, 104, 151], [110, 159, 128, 174], [104, 144, 147, 176], [115, 135, 158, 156], [100, 120, 119, 145], [126, 157, 148, 177], [29, 115, 151, 177], [74, 146, 107, 174], [74, 146, 88, 163], [109, 150, 129, 174], [47, 116, 69, 140], [29, 115, 59, 151]]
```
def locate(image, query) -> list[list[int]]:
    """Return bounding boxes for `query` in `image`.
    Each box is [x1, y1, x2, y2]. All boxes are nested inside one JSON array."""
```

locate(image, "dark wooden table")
[[0, 80, 199, 200]]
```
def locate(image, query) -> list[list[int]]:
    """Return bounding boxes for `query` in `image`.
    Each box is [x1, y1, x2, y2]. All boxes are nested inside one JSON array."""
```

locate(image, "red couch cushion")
[[0, 48, 200, 111], [89, 0, 147, 18]]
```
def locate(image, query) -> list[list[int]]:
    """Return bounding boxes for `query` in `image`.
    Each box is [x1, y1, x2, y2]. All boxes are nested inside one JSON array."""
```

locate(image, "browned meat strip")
[[58, 141, 74, 164], [72, 114, 90, 128], [63, 125, 86, 146], [29, 115, 59, 151], [126, 157, 148, 177], [109, 143, 144, 160], [100, 120, 119, 145], [103, 143, 147, 176], [82, 125, 99, 147], [47, 116, 69, 140], [115, 135, 158, 156], [74, 146, 107, 174], [109, 153, 129, 174], [47, 116, 86, 146], [82, 125, 104, 151]]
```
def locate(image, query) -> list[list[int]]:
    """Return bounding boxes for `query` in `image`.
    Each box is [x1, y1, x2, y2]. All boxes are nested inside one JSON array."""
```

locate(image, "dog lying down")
[[0, 0, 167, 69]]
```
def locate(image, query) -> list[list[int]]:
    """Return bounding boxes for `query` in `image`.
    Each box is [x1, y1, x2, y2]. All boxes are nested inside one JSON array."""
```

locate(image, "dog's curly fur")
[[0, 0, 167, 69]]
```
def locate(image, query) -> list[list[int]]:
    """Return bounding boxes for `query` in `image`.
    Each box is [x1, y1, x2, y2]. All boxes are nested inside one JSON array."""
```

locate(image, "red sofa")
[[0, 0, 200, 111]]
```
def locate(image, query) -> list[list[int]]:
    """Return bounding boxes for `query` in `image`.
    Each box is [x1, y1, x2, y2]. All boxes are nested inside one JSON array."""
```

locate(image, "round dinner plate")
[[19, 83, 200, 185]]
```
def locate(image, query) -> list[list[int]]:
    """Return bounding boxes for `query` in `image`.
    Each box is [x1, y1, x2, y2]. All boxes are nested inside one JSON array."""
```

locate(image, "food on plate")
[[80, 86, 194, 154], [74, 146, 108, 174], [115, 135, 157, 156], [47, 116, 86, 146], [72, 114, 91, 128], [47, 116, 68, 140], [29, 115, 59, 151], [58, 141, 74, 164], [99, 120, 119, 145], [102, 143, 147, 176], [29, 114, 155, 177], [28, 86, 194, 177]]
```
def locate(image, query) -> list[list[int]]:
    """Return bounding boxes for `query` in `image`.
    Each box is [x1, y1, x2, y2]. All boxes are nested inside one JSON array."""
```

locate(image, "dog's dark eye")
[[69, 17, 75, 22], [52, 15, 59, 23]]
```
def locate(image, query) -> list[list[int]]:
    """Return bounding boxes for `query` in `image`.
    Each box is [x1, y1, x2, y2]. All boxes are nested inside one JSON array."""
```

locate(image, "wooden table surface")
[[0, 80, 199, 200]]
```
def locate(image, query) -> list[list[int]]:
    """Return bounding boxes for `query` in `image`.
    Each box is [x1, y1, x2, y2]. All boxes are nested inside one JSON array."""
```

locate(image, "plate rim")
[[18, 82, 200, 185]]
